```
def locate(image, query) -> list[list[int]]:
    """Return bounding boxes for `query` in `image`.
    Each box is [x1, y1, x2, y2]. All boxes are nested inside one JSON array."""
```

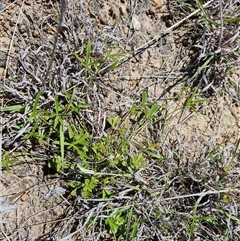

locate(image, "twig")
[[1, 229, 11, 241], [42, 0, 66, 87], [218, 0, 223, 49]]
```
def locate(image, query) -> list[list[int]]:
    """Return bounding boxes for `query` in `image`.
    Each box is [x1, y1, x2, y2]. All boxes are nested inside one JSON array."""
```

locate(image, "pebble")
[[124, 26, 129, 35], [99, 15, 108, 25], [132, 15, 141, 30], [21, 193, 29, 202], [154, 0, 163, 9]]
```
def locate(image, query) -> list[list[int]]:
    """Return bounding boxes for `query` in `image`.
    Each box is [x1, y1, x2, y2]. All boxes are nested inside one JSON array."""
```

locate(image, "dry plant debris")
[[1, 0, 240, 240]]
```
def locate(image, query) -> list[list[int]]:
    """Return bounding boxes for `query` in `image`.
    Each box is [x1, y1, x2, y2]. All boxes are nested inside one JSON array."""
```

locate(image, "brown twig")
[[42, 0, 66, 88]]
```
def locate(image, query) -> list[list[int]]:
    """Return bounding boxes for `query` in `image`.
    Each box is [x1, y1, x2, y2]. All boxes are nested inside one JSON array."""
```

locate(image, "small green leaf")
[[145, 104, 159, 120], [82, 176, 99, 198], [86, 39, 91, 66], [133, 142, 164, 160], [108, 116, 121, 129], [131, 155, 145, 168], [60, 124, 65, 166], [2, 151, 18, 171], [110, 60, 119, 70], [131, 222, 138, 238], [68, 125, 74, 139], [125, 185, 141, 191], [77, 102, 90, 108], [106, 218, 119, 234], [1, 104, 25, 112], [71, 188, 77, 196], [32, 91, 42, 112], [141, 90, 148, 105], [126, 206, 133, 240]]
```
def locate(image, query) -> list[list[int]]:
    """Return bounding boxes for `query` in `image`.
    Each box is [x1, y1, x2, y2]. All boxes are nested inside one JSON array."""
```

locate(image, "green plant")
[[105, 206, 139, 241], [1, 151, 18, 171], [128, 90, 161, 139], [73, 38, 125, 79]]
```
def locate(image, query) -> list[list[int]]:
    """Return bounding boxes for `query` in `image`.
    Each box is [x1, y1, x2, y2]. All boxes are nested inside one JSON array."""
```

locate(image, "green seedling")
[[48, 154, 68, 173], [73, 38, 125, 79], [2, 151, 18, 171], [176, 85, 209, 122], [107, 116, 121, 130], [129, 90, 161, 139], [105, 205, 138, 241], [65, 129, 91, 160], [82, 176, 99, 198], [130, 155, 145, 169]]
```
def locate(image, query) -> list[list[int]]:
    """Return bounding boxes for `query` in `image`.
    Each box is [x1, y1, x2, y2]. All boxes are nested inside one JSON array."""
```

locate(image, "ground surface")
[[1, 0, 240, 240]]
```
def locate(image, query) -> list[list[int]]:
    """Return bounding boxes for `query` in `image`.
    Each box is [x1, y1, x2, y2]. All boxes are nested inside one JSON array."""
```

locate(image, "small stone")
[[99, 15, 108, 25], [124, 26, 129, 35], [155, 1, 163, 9], [21, 193, 29, 202], [132, 15, 141, 30]]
